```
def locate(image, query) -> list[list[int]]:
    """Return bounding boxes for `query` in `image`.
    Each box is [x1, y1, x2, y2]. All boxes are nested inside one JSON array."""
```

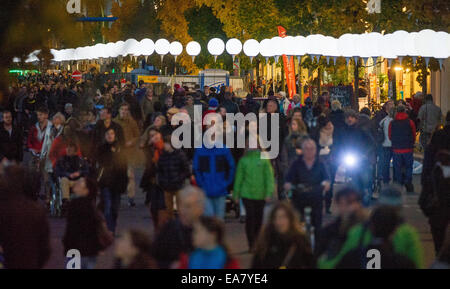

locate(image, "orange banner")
[[278, 26, 297, 99]]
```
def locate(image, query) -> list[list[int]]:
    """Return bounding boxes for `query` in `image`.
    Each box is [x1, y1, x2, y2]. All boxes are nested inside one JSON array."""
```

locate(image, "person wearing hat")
[[318, 184, 423, 269], [202, 98, 219, 127]]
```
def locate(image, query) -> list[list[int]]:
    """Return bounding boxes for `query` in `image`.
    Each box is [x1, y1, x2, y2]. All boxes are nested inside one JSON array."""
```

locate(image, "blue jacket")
[[193, 145, 235, 197]]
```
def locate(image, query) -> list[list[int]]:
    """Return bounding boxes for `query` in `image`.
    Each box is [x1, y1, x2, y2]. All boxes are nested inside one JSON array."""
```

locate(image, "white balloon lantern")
[[322, 36, 339, 65], [392, 30, 409, 64], [338, 34, 358, 65], [415, 29, 436, 67], [207, 38, 225, 61], [381, 34, 397, 66], [243, 39, 260, 62], [293, 36, 307, 64], [137, 38, 155, 63], [226, 38, 242, 61], [169, 41, 183, 62], [403, 32, 419, 65], [155, 39, 170, 62], [270, 36, 283, 62], [434, 32, 450, 70], [186, 41, 201, 62], [259, 39, 273, 62]]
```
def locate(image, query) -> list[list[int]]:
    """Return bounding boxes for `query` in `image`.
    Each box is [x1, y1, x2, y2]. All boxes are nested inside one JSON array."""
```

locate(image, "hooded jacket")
[[388, 112, 416, 153], [193, 145, 235, 198], [233, 150, 275, 200]]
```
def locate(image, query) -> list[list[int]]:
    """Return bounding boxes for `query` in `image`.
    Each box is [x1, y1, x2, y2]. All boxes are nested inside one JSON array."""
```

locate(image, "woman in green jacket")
[[233, 146, 275, 252]]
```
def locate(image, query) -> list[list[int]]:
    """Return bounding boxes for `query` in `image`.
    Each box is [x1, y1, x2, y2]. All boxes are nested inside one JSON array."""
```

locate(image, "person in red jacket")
[[178, 216, 240, 269], [388, 104, 417, 193]]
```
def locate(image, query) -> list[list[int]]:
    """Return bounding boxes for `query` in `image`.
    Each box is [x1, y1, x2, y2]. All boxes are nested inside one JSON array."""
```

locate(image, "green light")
[[112, 68, 115, 73], [9, 69, 39, 75]]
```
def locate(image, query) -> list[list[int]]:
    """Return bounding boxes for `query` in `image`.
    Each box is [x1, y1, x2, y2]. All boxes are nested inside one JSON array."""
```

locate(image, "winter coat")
[[418, 101, 442, 134], [0, 194, 50, 269], [222, 99, 239, 114], [233, 150, 275, 200], [318, 223, 424, 269], [0, 123, 23, 162], [63, 197, 112, 257], [252, 232, 315, 269], [156, 149, 190, 192], [193, 145, 235, 198], [54, 155, 89, 181], [389, 112, 416, 153], [96, 142, 128, 194]]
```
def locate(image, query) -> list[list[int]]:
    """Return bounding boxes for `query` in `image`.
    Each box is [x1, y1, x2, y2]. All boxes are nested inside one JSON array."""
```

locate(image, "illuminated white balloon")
[[155, 39, 170, 55], [169, 41, 183, 56], [259, 39, 273, 59], [208, 38, 225, 56], [243, 39, 260, 61], [226, 38, 242, 56], [186, 41, 201, 56], [293, 36, 307, 56]]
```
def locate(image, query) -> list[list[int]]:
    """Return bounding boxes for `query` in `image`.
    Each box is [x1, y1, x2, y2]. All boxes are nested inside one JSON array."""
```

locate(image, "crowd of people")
[[0, 73, 448, 269]]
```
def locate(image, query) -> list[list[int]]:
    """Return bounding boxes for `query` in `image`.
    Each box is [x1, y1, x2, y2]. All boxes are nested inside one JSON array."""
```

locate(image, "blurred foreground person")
[[152, 186, 205, 268], [315, 187, 368, 258], [178, 216, 239, 269], [318, 184, 423, 269], [430, 229, 450, 269], [419, 150, 450, 254], [114, 229, 157, 269], [63, 177, 113, 269], [0, 165, 50, 269], [252, 202, 315, 269], [0, 110, 23, 163]]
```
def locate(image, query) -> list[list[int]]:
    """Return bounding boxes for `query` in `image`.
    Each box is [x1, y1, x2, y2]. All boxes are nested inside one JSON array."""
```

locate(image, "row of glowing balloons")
[[19, 29, 450, 68]]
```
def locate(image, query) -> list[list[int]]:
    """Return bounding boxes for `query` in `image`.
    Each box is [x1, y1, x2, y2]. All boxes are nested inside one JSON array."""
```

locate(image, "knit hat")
[[279, 91, 287, 98], [208, 98, 219, 108]]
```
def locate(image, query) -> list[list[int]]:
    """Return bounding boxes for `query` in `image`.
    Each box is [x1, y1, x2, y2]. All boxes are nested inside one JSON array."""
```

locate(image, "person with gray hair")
[[418, 94, 442, 150], [152, 185, 206, 268], [284, 137, 331, 239]]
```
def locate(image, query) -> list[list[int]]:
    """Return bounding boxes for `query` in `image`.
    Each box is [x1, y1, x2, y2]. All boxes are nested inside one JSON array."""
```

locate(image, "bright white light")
[[226, 38, 242, 56], [155, 39, 170, 55], [186, 41, 201, 56], [343, 153, 357, 167], [169, 41, 183, 56], [243, 39, 260, 57], [207, 38, 225, 56]]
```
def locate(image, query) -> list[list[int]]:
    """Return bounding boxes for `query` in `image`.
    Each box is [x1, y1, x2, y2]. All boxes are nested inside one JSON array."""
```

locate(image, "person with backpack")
[[318, 184, 424, 269], [388, 104, 417, 194], [193, 134, 235, 220]]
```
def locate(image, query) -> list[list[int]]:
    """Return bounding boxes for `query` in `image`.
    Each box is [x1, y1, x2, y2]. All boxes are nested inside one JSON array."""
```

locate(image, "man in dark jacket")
[[93, 107, 125, 149], [193, 140, 235, 220], [388, 104, 416, 193], [0, 110, 23, 163], [222, 92, 239, 114], [157, 134, 191, 220], [55, 142, 90, 201]]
